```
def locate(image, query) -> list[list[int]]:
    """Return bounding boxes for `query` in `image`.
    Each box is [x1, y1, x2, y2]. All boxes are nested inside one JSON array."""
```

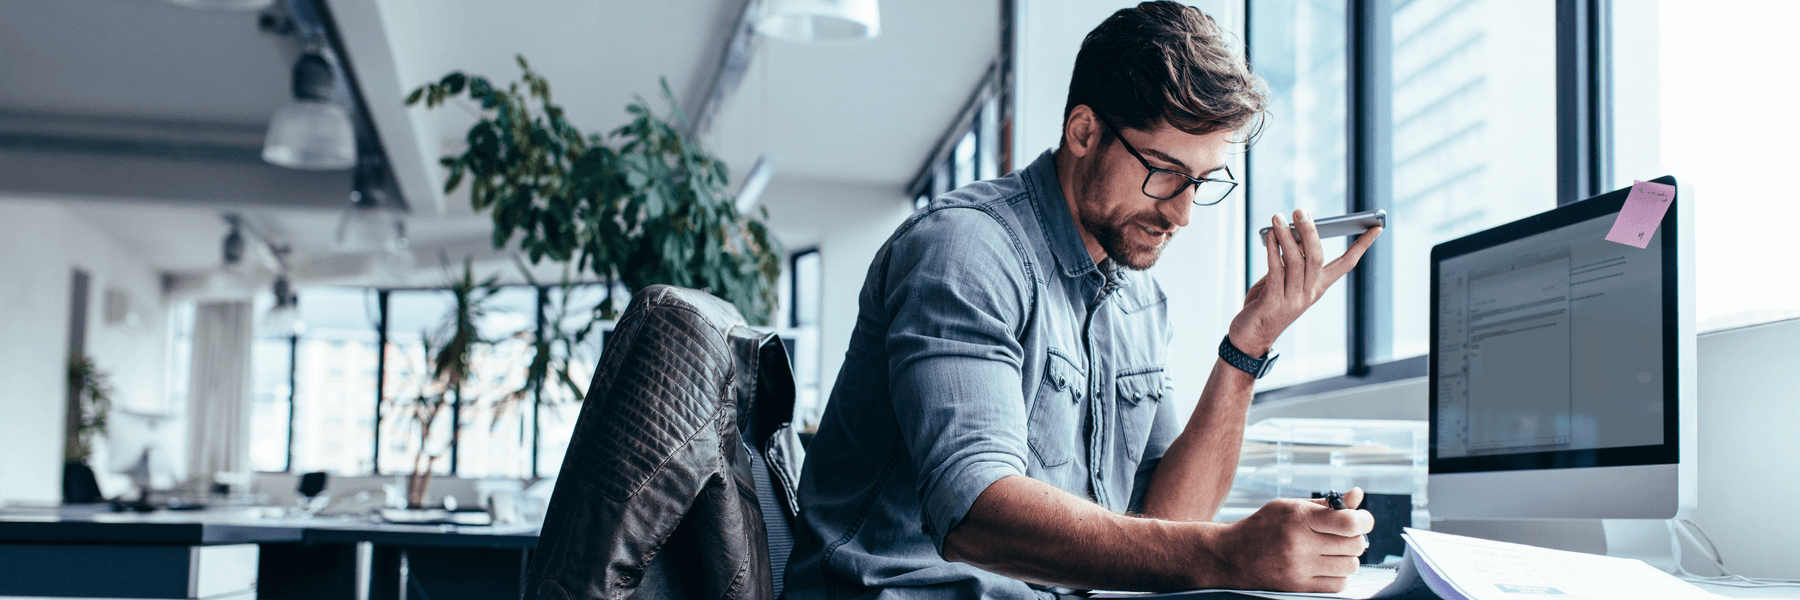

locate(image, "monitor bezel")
[[1429, 175, 1680, 475]]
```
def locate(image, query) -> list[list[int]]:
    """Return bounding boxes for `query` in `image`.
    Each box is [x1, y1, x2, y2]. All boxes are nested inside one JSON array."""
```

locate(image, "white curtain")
[[185, 301, 253, 482]]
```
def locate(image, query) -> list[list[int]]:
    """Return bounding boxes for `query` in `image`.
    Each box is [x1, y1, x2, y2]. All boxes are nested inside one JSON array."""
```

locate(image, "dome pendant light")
[[337, 160, 408, 253], [263, 273, 304, 336], [263, 50, 356, 170], [756, 0, 881, 43]]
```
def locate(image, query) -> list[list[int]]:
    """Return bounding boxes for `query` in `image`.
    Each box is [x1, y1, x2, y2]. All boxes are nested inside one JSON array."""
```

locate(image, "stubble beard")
[[1076, 160, 1175, 271]]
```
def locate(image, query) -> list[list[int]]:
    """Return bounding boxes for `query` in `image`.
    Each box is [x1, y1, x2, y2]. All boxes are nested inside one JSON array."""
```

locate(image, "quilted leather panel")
[[580, 301, 731, 503], [523, 285, 804, 600]]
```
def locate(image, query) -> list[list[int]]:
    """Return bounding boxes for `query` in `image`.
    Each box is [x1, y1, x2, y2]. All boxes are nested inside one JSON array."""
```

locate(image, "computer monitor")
[[1428, 176, 1695, 520]]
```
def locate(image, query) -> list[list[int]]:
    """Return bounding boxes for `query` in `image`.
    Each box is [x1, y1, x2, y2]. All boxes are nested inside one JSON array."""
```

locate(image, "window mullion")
[[372, 289, 389, 475], [1347, 0, 1394, 375], [1557, 0, 1611, 205]]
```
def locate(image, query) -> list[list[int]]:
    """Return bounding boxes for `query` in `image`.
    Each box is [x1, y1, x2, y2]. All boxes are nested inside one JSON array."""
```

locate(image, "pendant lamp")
[[756, 0, 881, 43], [263, 51, 356, 170], [337, 161, 408, 252]]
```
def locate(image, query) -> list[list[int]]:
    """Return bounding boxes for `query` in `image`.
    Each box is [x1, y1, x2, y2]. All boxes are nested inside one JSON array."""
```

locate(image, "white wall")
[[1247, 318, 1800, 579], [0, 197, 170, 504], [758, 177, 917, 409]]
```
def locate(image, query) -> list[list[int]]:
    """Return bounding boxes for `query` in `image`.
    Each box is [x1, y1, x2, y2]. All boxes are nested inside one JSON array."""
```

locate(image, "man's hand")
[[1229, 209, 1382, 355], [1201, 488, 1374, 593]]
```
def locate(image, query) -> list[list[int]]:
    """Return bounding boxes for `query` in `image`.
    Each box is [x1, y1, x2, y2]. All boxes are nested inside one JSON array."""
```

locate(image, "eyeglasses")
[[1100, 118, 1240, 206]]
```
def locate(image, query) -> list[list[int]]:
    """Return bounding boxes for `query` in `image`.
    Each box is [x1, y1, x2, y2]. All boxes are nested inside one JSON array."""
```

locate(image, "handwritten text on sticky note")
[[1604, 180, 1676, 248]]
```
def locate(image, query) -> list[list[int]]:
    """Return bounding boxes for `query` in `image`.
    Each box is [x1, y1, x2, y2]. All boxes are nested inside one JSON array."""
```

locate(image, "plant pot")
[[406, 471, 433, 509]]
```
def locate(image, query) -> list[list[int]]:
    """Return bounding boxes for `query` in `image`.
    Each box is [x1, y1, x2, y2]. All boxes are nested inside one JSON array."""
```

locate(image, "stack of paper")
[[1092, 528, 1724, 600]]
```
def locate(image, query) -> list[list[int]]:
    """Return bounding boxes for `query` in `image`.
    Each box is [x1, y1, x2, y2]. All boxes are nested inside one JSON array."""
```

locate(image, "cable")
[[1673, 519, 1730, 577], [1668, 519, 1800, 589]]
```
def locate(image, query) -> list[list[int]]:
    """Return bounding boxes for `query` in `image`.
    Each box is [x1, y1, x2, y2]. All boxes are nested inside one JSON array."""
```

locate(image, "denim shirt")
[[783, 150, 1181, 600]]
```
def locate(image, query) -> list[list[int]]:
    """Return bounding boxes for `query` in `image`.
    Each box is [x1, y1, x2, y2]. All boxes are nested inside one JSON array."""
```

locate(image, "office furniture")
[[0, 510, 540, 600], [525, 285, 804, 600], [300, 522, 539, 600], [0, 511, 294, 599]]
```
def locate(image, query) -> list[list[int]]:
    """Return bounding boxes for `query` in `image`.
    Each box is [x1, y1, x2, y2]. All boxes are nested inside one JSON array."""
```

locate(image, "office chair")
[[524, 285, 804, 600]]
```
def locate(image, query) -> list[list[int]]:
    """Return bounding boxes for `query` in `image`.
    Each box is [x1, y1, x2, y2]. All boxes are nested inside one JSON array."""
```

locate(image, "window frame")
[[1246, 0, 1613, 403], [275, 283, 572, 478], [908, 63, 1005, 206]]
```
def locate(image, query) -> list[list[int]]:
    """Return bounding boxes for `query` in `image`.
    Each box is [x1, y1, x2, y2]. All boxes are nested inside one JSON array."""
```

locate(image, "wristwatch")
[[1219, 335, 1280, 379]]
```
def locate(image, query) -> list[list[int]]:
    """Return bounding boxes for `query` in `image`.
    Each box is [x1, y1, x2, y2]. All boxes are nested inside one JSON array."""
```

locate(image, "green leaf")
[[404, 87, 424, 106], [441, 72, 467, 94]]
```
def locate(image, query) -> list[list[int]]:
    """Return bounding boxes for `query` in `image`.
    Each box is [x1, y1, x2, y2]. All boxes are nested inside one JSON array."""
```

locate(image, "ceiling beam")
[[691, 0, 762, 138], [321, 0, 445, 217]]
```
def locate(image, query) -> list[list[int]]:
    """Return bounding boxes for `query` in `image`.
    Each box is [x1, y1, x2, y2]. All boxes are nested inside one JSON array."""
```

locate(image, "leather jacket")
[[524, 285, 804, 600]]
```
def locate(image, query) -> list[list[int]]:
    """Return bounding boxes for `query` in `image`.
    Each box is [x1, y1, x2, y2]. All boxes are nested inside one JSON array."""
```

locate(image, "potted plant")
[[64, 355, 113, 464], [406, 56, 782, 324], [63, 355, 113, 502], [387, 257, 506, 508]]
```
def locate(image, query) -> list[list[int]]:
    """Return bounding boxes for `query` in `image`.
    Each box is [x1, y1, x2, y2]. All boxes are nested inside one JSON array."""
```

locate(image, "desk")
[[0, 509, 540, 600], [290, 522, 539, 600], [0, 510, 295, 599]]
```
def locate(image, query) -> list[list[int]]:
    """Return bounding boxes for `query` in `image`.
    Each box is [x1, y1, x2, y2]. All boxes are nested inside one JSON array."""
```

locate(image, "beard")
[[1075, 160, 1177, 271]]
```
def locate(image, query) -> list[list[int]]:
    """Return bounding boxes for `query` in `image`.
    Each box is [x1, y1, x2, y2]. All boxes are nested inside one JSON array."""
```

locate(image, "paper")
[[1091, 529, 1723, 600], [1088, 565, 1412, 600], [1604, 180, 1676, 248], [1399, 528, 1723, 600]]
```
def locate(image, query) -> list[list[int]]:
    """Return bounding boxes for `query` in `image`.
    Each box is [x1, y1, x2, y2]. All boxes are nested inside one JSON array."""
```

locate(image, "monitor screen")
[[1431, 191, 1679, 475]]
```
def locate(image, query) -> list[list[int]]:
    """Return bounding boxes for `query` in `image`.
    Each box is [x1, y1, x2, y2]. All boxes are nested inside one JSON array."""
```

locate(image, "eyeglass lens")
[[1144, 171, 1234, 204]]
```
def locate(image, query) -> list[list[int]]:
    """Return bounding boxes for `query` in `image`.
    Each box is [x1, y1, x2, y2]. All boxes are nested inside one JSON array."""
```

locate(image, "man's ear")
[[1063, 105, 1102, 159]]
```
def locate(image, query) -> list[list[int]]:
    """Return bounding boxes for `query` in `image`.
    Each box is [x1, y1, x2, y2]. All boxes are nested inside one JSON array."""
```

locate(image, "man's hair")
[[1063, 1, 1267, 146]]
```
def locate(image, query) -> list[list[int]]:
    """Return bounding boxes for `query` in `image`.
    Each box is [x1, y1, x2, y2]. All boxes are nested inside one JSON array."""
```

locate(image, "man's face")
[[1071, 117, 1234, 270]]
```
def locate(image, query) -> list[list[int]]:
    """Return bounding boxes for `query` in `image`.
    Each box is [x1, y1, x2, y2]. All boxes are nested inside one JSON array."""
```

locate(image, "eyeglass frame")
[[1097, 116, 1240, 205]]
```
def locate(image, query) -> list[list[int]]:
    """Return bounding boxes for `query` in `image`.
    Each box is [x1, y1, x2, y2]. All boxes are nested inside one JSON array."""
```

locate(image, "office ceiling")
[[0, 0, 999, 285]]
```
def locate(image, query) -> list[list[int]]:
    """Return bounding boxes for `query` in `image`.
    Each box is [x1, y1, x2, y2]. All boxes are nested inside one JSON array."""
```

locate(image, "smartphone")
[[1258, 209, 1386, 245]]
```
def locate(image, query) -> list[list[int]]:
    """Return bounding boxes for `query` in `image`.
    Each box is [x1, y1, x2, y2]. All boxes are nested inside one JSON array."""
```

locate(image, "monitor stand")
[[1603, 519, 1681, 573]]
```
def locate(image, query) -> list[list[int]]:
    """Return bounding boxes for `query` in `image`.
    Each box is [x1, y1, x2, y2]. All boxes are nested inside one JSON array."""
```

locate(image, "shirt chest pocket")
[[1027, 350, 1085, 469], [1116, 369, 1165, 463]]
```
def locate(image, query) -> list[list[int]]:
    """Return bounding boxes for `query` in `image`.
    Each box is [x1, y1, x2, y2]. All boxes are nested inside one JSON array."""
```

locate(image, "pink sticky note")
[[1604, 180, 1676, 248]]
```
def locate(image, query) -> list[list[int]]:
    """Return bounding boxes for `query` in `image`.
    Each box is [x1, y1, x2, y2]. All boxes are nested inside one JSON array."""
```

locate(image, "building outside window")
[[1247, 0, 1350, 388], [1386, 0, 1556, 360], [1247, 0, 1556, 387], [289, 288, 380, 475]]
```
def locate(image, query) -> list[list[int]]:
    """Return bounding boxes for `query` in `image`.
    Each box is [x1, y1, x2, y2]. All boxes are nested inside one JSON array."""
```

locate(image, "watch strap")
[[1219, 335, 1277, 379]]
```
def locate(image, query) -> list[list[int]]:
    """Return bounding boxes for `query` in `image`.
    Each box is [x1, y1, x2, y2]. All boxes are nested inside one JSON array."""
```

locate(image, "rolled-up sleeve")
[[880, 207, 1034, 555]]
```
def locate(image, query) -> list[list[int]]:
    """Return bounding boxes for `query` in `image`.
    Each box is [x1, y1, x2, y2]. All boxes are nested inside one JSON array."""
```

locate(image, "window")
[[456, 287, 539, 478], [1610, 0, 1800, 331], [1388, 0, 1556, 359], [1247, 0, 1350, 388], [911, 66, 1004, 208], [247, 334, 292, 472], [788, 249, 824, 427], [381, 289, 457, 476], [205, 279, 635, 478], [535, 282, 607, 476], [291, 288, 380, 475], [1247, 0, 1557, 391]]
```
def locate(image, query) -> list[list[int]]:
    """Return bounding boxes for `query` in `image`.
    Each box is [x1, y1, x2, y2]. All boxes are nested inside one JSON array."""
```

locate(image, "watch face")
[[1256, 353, 1280, 378]]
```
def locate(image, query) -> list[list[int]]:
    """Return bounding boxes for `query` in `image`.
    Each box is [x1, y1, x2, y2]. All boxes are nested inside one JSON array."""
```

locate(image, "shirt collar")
[[1024, 150, 1101, 279]]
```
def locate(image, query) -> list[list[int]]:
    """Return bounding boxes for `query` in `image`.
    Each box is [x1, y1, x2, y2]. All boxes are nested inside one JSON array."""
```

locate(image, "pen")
[[1325, 490, 1347, 510]]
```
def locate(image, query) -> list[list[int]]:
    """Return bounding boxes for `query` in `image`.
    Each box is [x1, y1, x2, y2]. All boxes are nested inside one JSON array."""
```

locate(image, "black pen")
[[1325, 490, 1347, 510]]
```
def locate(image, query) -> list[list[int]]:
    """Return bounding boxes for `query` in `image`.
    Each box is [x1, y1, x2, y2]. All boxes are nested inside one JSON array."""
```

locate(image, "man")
[[783, 3, 1382, 598]]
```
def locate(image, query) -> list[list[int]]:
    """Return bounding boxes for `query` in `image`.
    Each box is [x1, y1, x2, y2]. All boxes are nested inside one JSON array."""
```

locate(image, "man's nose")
[[1161, 192, 1193, 229]]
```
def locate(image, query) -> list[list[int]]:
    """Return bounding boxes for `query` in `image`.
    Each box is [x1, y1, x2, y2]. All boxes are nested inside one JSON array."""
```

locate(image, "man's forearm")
[[942, 475, 1229, 591], [1137, 357, 1257, 522]]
